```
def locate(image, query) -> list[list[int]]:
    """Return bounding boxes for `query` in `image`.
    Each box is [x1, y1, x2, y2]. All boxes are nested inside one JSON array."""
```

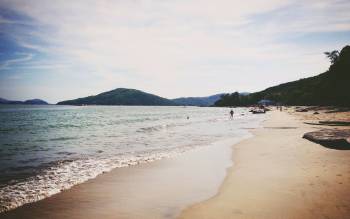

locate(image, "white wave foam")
[[0, 148, 192, 213]]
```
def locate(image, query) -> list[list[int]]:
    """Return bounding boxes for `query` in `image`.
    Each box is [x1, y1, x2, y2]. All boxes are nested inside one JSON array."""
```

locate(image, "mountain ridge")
[[172, 94, 225, 106], [0, 98, 48, 105], [57, 88, 177, 106]]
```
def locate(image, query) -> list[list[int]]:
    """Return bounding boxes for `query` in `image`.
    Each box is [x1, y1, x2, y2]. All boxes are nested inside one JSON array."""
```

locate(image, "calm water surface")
[[0, 105, 264, 212]]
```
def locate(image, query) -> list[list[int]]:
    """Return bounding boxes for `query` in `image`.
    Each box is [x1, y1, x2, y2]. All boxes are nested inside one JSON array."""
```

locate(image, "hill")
[[215, 45, 350, 107], [57, 88, 177, 106], [0, 98, 48, 105], [24, 99, 49, 105], [172, 94, 225, 106]]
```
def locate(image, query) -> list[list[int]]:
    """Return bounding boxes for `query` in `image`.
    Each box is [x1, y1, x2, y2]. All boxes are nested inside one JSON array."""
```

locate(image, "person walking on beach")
[[230, 109, 234, 119]]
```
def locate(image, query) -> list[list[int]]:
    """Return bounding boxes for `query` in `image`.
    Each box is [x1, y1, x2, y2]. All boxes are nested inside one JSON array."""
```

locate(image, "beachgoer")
[[230, 109, 234, 118]]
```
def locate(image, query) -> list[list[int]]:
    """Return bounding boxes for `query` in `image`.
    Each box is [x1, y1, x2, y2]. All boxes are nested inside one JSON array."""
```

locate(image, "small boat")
[[252, 109, 266, 114]]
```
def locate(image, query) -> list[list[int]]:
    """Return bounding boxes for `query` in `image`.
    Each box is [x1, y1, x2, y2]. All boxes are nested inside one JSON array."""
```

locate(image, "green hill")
[[215, 45, 350, 107], [172, 93, 226, 106], [0, 98, 48, 105], [57, 88, 177, 106]]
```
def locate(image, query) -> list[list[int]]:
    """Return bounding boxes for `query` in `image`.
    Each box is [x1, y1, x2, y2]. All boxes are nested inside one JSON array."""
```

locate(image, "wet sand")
[[0, 138, 241, 219], [180, 110, 350, 219]]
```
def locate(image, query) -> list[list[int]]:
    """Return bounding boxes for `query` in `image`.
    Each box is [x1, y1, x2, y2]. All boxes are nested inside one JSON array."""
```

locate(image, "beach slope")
[[180, 110, 350, 219]]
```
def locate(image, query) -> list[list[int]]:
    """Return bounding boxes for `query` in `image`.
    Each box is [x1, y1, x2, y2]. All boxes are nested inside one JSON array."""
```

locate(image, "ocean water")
[[0, 105, 264, 213]]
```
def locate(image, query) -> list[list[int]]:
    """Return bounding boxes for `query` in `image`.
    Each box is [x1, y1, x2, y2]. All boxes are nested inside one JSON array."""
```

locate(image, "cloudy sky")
[[0, 0, 349, 103]]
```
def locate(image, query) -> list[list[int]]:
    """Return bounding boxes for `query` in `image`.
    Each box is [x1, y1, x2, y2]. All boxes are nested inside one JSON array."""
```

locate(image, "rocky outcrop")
[[303, 129, 350, 150]]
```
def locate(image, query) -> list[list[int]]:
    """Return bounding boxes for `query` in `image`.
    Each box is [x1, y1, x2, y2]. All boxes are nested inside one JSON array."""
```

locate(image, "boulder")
[[303, 129, 350, 150]]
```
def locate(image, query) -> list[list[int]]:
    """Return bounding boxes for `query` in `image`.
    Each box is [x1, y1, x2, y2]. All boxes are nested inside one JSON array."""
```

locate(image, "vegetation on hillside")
[[172, 94, 225, 106], [215, 45, 350, 107], [57, 88, 177, 106]]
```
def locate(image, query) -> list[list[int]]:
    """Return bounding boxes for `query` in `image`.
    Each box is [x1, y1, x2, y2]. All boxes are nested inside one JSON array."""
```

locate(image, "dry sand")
[[180, 110, 350, 219]]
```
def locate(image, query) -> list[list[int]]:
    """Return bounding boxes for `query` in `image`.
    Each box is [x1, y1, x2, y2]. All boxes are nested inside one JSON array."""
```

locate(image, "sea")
[[0, 105, 265, 213]]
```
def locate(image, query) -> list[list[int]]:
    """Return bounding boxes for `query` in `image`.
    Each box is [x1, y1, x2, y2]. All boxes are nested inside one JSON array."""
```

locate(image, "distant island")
[[172, 94, 226, 107], [215, 45, 350, 107], [57, 88, 177, 106], [56, 88, 249, 107], [56, 89, 252, 107], [0, 98, 48, 105]]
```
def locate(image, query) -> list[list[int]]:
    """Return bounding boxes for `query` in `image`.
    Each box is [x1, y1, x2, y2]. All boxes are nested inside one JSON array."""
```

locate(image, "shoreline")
[[0, 135, 251, 219], [0, 106, 262, 216], [179, 110, 350, 218]]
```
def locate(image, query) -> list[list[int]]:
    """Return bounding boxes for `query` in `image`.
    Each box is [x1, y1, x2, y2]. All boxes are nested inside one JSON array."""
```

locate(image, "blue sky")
[[0, 0, 349, 103]]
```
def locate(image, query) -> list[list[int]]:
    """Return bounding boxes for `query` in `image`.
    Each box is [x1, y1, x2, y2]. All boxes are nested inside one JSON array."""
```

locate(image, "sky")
[[0, 0, 349, 103]]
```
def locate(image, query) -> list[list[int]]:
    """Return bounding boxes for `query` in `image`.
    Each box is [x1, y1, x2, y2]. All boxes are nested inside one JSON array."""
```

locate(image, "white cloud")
[[0, 0, 349, 102], [0, 53, 34, 70]]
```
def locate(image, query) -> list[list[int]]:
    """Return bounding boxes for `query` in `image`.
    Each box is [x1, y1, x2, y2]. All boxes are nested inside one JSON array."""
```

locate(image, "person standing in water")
[[230, 109, 234, 119]]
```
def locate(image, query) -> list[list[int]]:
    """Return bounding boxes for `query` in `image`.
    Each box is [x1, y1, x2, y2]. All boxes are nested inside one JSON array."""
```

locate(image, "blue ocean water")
[[0, 105, 264, 212]]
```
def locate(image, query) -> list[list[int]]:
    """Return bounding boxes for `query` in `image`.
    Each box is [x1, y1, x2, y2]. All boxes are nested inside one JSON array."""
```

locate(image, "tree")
[[324, 50, 339, 64]]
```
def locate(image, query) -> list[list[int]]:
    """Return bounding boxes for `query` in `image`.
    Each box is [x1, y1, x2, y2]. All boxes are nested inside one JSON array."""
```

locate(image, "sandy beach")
[[1, 1, 349, 218], [1, 109, 349, 219], [180, 109, 350, 219]]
